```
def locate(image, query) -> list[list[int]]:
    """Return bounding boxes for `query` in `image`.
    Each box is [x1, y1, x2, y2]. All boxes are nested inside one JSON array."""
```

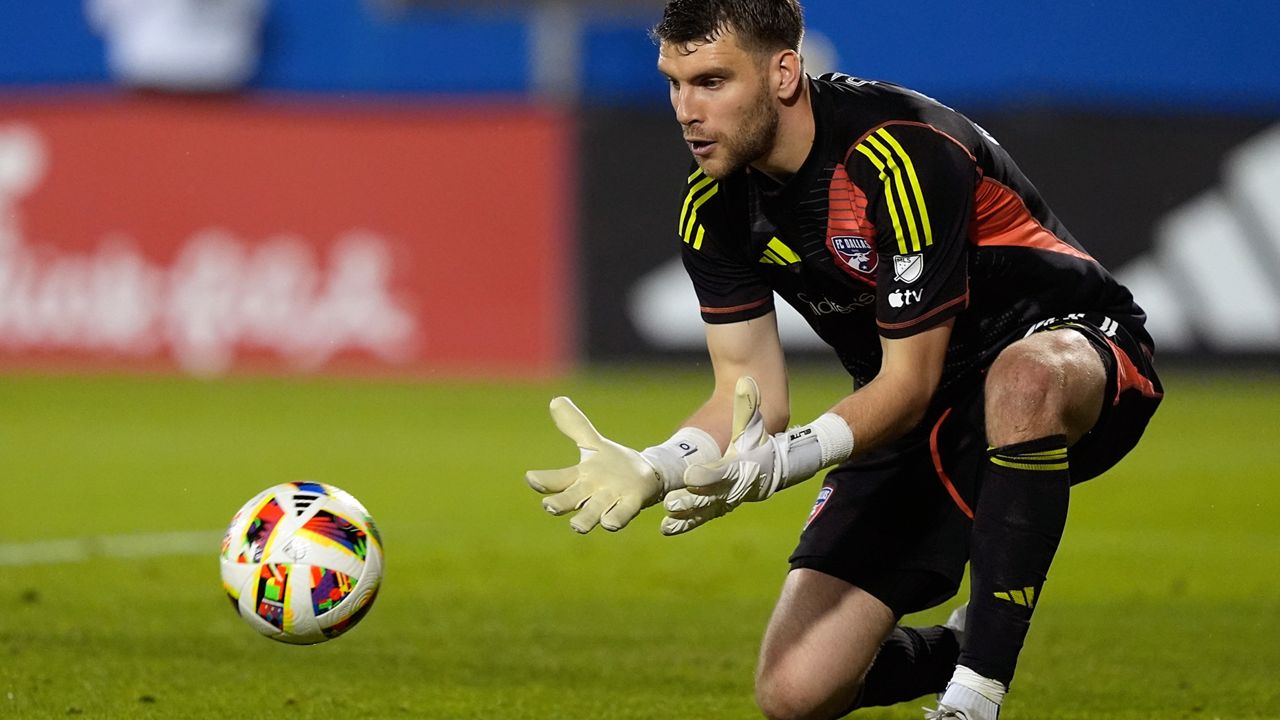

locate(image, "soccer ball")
[[220, 482, 383, 645]]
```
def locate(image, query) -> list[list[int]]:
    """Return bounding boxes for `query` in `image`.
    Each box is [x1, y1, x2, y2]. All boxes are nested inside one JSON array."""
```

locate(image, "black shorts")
[[788, 313, 1163, 617]]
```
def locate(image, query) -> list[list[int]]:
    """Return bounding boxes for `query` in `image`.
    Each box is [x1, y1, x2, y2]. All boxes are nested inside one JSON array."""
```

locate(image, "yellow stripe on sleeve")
[[864, 134, 922, 253], [875, 128, 933, 249], [854, 143, 910, 255]]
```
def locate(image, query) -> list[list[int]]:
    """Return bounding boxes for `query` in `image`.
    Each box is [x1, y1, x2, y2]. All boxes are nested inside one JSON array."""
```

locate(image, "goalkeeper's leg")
[[853, 613, 963, 709], [754, 569, 961, 719], [755, 569, 893, 719], [773, 423, 980, 718], [940, 325, 1121, 718]]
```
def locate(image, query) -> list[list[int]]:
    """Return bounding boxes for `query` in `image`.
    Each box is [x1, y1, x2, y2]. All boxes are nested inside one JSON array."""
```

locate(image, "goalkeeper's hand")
[[661, 377, 852, 536], [526, 397, 676, 534]]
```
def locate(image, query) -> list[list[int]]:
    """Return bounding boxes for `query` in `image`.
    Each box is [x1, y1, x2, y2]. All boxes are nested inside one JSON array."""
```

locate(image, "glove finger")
[[660, 515, 694, 536], [541, 480, 592, 516], [600, 495, 643, 532], [548, 396, 605, 450], [683, 461, 731, 492], [569, 494, 614, 534], [525, 467, 578, 494], [664, 488, 716, 513], [731, 376, 762, 438], [660, 507, 716, 536]]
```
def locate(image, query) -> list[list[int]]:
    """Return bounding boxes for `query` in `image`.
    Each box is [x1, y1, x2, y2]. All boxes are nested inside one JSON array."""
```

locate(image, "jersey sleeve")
[[677, 169, 774, 325], [847, 122, 976, 338]]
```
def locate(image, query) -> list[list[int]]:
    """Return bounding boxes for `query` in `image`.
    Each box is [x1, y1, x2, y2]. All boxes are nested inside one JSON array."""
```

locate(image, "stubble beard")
[[699, 85, 779, 180]]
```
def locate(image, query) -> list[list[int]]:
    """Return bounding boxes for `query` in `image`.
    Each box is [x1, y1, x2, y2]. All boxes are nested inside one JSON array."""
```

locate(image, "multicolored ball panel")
[[298, 510, 370, 561], [309, 567, 356, 616], [254, 564, 290, 631], [239, 498, 286, 563], [321, 586, 378, 640], [291, 481, 330, 496]]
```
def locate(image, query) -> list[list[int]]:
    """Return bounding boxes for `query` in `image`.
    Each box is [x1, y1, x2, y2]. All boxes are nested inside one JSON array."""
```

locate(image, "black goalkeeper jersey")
[[679, 73, 1151, 406]]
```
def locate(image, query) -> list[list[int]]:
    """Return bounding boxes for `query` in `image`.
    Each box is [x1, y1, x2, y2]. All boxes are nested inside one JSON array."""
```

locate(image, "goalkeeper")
[[527, 1, 1163, 718]]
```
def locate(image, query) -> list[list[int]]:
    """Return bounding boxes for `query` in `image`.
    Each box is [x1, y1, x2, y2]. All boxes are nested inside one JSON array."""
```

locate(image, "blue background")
[[1, 0, 1276, 112]]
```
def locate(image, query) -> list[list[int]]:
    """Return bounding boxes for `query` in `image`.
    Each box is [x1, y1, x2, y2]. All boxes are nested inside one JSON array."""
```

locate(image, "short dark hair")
[[651, 0, 805, 56]]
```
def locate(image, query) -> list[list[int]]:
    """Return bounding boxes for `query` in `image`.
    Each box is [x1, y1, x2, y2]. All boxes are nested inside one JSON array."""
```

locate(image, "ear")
[[773, 49, 804, 100]]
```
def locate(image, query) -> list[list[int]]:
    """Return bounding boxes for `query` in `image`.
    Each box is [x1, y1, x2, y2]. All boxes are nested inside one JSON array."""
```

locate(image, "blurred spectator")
[[86, 0, 267, 93]]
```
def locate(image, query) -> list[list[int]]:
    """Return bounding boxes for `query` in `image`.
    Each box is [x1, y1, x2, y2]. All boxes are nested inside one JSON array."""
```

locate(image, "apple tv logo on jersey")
[[888, 289, 922, 308]]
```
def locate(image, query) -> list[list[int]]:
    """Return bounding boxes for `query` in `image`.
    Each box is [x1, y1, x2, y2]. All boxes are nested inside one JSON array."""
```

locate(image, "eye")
[[702, 78, 724, 89]]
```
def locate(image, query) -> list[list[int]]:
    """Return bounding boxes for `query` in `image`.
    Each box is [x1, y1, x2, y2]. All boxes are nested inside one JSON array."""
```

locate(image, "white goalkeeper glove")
[[526, 396, 720, 534], [660, 376, 854, 536]]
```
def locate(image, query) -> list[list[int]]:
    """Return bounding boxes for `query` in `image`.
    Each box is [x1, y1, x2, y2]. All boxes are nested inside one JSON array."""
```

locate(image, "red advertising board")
[[0, 93, 574, 377]]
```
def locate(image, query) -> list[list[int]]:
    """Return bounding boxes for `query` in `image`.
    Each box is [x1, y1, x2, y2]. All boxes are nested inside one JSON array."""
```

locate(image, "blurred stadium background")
[[1, 1, 1278, 718], [2, 0, 1280, 372]]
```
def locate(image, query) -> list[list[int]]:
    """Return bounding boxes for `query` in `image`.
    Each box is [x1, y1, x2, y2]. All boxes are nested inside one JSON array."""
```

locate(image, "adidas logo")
[[760, 237, 801, 266], [1116, 123, 1280, 352], [994, 586, 1038, 608], [290, 493, 320, 516]]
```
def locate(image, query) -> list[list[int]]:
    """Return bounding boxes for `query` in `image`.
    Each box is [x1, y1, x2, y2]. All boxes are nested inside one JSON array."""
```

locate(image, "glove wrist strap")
[[811, 412, 855, 467], [641, 427, 722, 494], [779, 413, 855, 490]]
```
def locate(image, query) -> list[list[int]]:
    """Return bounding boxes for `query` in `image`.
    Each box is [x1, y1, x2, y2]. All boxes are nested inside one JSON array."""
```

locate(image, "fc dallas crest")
[[805, 484, 835, 529], [831, 235, 877, 275]]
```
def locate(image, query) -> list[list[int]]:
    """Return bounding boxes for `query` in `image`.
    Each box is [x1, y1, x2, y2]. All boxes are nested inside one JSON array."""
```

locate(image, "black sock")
[[959, 434, 1070, 685], [848, 625, 960, 709]]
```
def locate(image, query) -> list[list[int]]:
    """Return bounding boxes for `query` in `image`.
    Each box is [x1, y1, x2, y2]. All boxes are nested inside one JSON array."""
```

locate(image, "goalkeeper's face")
[[658, 31, 780, 180]]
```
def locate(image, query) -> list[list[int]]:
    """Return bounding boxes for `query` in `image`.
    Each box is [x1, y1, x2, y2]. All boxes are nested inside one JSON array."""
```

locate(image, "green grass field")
[[1, 368, 1278, 719]]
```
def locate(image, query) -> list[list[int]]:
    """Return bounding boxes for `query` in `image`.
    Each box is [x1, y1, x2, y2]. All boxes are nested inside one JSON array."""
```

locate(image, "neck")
[[750, 75, 814, 181]]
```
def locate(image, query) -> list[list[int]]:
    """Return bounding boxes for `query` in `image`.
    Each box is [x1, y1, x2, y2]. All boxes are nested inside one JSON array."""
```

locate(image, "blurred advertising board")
[[0, 95, 573, 377], [579, 108, 1280, 364]]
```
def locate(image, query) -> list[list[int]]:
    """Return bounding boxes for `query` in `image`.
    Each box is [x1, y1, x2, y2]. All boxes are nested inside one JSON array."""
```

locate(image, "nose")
[[673, 86, 700, 127]]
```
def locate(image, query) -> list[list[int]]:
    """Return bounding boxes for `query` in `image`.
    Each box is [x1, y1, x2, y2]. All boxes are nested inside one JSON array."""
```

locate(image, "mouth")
[[686, 138, 717, 157]]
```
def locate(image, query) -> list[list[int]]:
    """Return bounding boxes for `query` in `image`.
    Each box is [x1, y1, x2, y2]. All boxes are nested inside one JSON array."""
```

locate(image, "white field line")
[[0, 530, 224, 567]]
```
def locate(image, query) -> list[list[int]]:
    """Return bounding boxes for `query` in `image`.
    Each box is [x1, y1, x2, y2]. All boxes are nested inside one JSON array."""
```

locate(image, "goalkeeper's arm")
[[683, 313, 793, 443], [664, 320, 956, 534]]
